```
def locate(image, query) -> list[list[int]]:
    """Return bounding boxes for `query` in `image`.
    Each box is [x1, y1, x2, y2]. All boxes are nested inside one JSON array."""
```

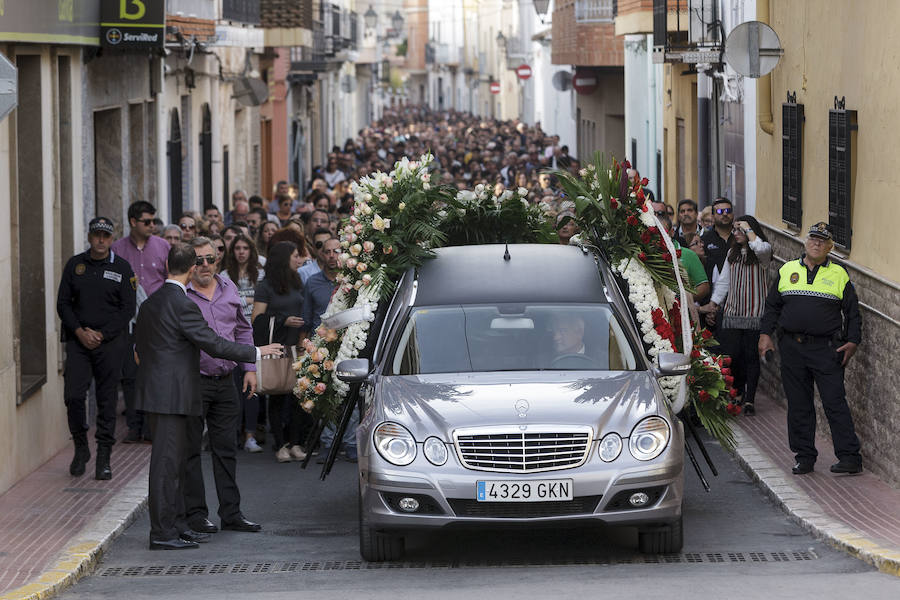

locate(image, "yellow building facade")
[[756, 0, 898, 282]]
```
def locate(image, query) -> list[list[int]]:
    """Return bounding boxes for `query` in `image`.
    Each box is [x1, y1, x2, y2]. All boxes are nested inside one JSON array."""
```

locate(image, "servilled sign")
[[101, 0, 165, 50], [489, 81, 501, 94], [515, 64, 532, 80]]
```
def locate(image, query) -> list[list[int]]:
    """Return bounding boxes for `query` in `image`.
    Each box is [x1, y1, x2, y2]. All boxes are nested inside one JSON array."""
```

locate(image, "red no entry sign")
[[490, 81, 501, 94], [516, 64, 532, 80], [572, 67, 598, 95]]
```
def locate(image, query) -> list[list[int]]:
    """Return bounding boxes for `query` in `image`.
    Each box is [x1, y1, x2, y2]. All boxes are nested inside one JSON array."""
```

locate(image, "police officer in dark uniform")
[[56, 217, 136, 479], [759, 222, 862, 476]]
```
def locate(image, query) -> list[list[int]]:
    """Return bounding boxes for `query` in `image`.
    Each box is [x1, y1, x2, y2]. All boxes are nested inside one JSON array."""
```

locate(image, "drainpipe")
[[697, 69, 710, 208], [757, 0, 775, 135]]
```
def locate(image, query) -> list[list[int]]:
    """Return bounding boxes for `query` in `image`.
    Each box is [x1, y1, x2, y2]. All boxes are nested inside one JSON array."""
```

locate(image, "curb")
[[0, 468, 149, 600], [732, 426, 900, 577]]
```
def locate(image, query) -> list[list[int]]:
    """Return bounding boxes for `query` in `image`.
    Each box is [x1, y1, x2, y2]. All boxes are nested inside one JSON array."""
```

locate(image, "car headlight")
[[628, 417, 670, 461], [423, 437, 448, 466], [598, 432, 623, 462], [373, 422, 417, 466]]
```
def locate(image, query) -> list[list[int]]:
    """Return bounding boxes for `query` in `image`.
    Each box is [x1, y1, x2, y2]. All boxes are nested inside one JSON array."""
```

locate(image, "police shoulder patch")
[[75, 263, 86, 275], [130, 276, 137, 290], [789, 272, 799, 284]]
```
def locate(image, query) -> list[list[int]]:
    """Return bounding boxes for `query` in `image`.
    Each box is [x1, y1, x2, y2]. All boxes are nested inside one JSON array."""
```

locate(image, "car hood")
[[375, 371, 667, 441]]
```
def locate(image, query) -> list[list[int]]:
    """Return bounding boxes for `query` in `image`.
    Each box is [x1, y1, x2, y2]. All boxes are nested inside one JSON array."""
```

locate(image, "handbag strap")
[[268, 316, 275, 345]]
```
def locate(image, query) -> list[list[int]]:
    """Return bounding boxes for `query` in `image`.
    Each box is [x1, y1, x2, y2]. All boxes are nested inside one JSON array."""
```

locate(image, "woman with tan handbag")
[[251, 241, 308, 463]]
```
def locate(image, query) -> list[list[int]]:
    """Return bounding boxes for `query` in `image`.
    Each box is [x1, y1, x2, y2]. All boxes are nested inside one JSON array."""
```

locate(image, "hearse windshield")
[[390, 304, 638, 375]]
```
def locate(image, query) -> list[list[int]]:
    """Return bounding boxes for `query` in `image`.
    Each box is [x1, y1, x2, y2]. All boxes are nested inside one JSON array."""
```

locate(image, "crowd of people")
[[56, 107, 864, 549]]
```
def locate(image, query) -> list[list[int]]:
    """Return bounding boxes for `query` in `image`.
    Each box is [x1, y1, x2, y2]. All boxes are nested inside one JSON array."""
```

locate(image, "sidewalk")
[[731, 391, 900, 575], [1, 393, 899, 600], [0, 426, 150, 600]]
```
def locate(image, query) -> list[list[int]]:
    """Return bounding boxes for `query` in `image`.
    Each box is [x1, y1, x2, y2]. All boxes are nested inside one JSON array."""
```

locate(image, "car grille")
[[448, 495, 603, 519], [453, 425, 594, 473]]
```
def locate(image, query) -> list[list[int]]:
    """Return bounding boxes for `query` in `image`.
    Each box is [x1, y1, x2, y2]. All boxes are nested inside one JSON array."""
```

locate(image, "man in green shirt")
[[651, 200, 709, 321]]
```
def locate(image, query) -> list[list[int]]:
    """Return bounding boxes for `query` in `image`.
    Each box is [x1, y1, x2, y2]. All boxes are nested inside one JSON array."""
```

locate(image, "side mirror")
[[335, 358, 372, 383], [655, 352, 692, 377]]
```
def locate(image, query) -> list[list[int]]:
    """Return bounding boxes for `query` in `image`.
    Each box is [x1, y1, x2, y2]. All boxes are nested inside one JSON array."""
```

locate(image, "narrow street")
[[58, 436, 898, 599]]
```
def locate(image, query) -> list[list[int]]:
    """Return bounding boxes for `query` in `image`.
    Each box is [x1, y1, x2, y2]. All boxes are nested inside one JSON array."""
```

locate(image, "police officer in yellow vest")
[[759, 222, 862, 475]]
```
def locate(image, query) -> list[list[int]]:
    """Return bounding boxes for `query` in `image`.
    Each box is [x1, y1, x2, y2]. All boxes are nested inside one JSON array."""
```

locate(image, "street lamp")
[[496, 30, 506, 48], [391, 10, 404, 33], [364, 5, 377, 29], [533, 0, 550, 17]]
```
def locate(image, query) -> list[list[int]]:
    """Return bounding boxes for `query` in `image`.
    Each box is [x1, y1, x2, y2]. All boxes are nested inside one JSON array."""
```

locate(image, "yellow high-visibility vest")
[[777, 259, 849, 301]]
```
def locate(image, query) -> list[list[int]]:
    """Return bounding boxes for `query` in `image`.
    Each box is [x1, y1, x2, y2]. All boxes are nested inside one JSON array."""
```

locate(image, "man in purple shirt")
[[182, 237, 262, 534], [112, 201, 172, 443]]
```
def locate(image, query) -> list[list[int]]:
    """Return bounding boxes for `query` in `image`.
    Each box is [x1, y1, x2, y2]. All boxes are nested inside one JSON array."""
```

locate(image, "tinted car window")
[[390, 304, 637, 375]]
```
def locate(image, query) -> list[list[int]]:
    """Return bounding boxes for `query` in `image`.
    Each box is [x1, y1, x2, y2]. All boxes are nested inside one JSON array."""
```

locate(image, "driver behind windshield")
[[551, 313, 587, 356]]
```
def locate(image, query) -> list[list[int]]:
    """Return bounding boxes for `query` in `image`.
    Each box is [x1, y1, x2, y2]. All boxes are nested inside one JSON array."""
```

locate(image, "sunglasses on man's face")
[[180, 223, 196, 230], [136, 218, 154, 226], [654, 210, 667, 217], [715, 207, 733, 215], [195, 255, 216, 266]]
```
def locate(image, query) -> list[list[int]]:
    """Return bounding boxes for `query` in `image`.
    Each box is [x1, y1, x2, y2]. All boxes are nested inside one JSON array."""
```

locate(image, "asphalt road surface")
[[61, 434, 900, 599]]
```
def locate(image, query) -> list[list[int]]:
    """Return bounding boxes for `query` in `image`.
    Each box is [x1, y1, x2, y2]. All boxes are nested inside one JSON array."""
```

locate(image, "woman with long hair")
[[700, 215, 772, 415], [251, 241, 308, 462], [257, 221, 278, 259], [221, 234, 265, 451]]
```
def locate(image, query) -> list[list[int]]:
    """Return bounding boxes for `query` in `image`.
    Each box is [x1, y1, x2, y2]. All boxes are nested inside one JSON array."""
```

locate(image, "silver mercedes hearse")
[[337, 244, 688, 561]]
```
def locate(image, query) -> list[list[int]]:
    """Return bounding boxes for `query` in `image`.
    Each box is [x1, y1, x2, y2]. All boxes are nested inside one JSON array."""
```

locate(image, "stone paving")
[[1, 390, 899, 599]]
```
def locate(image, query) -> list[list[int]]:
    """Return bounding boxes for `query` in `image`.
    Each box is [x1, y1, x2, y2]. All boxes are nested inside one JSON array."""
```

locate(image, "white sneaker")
[[289, 445, 307, 461], [244, 437, 263, 453], [275, 446, 292, 463]]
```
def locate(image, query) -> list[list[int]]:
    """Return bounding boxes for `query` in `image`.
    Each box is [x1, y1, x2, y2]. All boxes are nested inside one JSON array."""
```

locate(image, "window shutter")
[[781, 94, 803, 228], [828, 97, 856, 249]]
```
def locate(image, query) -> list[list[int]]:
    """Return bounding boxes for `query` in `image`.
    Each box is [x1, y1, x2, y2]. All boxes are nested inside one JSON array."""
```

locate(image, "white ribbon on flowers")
[[320, 302, 376, 330], [652, 214, 693, 414]]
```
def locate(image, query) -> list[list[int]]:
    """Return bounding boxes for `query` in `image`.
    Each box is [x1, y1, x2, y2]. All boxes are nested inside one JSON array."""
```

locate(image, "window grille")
[[781, 93, 803, 228], [828, 97, 856, 249]]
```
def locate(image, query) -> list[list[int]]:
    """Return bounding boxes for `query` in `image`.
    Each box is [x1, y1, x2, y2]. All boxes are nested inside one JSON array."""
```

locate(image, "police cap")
[[808, 221, 833, 241], [89, 217, 115, 235]]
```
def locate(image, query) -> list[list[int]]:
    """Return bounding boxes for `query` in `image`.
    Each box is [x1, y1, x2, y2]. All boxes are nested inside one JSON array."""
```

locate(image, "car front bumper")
[[359, 427, 684, 533]]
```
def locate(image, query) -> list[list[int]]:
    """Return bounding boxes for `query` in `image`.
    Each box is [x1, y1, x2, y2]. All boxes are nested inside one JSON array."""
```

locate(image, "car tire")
[[637, 513, 683, 554], [358, 485, 405, 562]]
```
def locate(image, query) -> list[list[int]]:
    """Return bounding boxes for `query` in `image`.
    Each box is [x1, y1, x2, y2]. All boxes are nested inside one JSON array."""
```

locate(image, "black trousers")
[[64, 337, 125, 448], [718, 327, 761, 404], [147, 412, 190, 542], [184, 376, 243, 524], [120, 331, 148, 436], [779, 335, 862, 465]]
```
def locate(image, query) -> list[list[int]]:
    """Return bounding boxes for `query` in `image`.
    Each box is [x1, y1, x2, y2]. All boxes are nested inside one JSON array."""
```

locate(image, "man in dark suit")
[[135, 243, 283, 550]]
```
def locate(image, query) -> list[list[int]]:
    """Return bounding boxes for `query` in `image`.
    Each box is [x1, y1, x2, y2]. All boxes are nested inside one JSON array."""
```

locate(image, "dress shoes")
[[123, 429, 142, 444], [221, 517, 262, 532], [791, 462, 814, 475], [830, 459, 863, 474], [149, 538, 199, 551], [180, 529, 211, 543], [188, 517, 219, 533]]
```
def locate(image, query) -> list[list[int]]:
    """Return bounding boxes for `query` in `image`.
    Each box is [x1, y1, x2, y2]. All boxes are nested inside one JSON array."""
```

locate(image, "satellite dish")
[[340, 74, 357, 94], [724, 21, 784, 78], [552, 71, 573, 91], [232, 77, 268, 106]]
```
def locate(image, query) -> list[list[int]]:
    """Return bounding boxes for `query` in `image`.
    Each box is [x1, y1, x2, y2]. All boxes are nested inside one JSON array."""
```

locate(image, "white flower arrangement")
[[613, 257, 680, 400]]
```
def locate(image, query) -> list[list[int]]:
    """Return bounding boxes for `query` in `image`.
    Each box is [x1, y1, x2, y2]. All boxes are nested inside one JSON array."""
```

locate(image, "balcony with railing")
[[223, 0, 261, 24], [289, 19, 327, 71], [575, 0, 614, 23]]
